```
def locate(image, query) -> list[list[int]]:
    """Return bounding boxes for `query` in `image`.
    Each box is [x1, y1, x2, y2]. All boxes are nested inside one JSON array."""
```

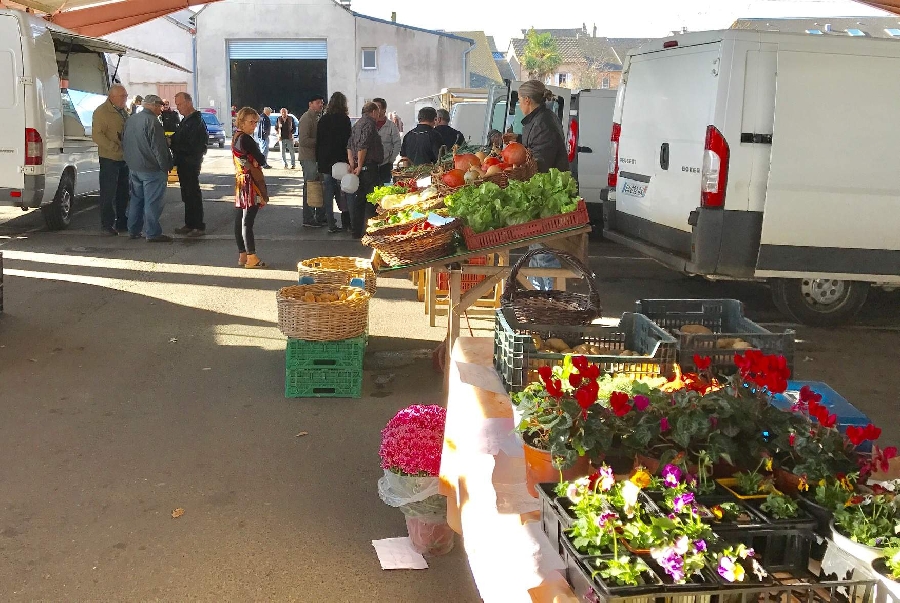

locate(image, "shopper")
[[388, 111, 404, 136], [276, 108, 296, 169], [129, 95, 143, 115], [373, 97, 401, 185], [92, 83, 130, 235], [346, 102, 384, 239], [298, 94, 325, 227], [257, 107, 273, 168], [160, 99, 180, 133], [316, 91, 353, 234], [434, 108, 465, 149], [170, 92, 208, 237], [122, 94, 173, 242], [232, 107, 269, 268], [399, 106, 442, 166]]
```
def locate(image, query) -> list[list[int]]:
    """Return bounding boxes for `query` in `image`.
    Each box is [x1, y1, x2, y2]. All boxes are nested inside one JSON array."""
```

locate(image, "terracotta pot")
[[774, 468, 803, 494], [523, 443, 591, 498], [634, 454, 661, 475]]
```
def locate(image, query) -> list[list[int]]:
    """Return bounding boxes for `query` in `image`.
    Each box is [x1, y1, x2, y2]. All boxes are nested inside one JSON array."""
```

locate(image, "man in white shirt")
[[373, 98, 401, 185]]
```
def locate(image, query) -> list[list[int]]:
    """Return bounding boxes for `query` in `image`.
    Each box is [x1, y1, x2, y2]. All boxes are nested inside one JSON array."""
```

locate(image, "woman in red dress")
[[232, 107, 269, 268]]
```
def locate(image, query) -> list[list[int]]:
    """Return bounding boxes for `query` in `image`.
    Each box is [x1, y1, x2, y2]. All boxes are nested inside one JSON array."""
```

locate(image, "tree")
[[522, 28, 562, 83]]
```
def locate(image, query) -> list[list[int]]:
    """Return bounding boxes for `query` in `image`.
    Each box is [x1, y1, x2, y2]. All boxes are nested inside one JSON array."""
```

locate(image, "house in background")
[[731, 16, 900, 37], [452, 30, 502, 88]]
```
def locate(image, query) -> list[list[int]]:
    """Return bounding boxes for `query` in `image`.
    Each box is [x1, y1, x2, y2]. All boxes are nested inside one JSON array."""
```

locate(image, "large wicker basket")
[[297, 256, 376, 295], [431, 163, 509, 192], [504, 149, 538, 182], [276, 284, 370, 341], [501, 249, 602, 325], [361, 219, 461, 267]]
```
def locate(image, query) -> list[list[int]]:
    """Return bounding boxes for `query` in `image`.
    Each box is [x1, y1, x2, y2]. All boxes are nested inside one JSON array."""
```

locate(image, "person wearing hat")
[[122, 94, 174, 242], [299, 94, 326, 227], [503, 80, 569, 174]]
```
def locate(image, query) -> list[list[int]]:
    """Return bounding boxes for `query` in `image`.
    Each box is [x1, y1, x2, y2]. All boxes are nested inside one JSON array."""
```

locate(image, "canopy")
[[46, 25, 191, 71], [857, 0, 900, 12]]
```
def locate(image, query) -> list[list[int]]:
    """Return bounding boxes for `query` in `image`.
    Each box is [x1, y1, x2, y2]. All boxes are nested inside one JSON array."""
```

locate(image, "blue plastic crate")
[[771, 381, 872, 450]]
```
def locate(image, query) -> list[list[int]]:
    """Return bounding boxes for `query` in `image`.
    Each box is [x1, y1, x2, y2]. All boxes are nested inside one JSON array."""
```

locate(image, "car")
[[269, 113, 299, 151], [200, 112, 226, 148]]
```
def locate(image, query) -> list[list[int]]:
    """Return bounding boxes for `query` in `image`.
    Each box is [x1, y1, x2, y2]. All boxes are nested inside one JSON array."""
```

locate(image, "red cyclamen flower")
[[693, 354, 712, 371]]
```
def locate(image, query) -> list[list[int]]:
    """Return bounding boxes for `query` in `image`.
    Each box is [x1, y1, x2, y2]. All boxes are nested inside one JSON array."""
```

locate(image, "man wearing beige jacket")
[[92, 84, 130, 235], [298, 94, 325, 227]]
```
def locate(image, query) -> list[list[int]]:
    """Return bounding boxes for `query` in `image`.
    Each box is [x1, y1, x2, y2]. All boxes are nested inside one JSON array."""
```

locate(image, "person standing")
[[346, 102, 384, 239], [170, 92, 208, 237], [160, 99, 180, 133], [256, 107, 273, 168], [388, 111, 404, 136], [122, 94, 173, 242], [434, 108, 465, 149], [298, 94, 325, 227], [399, 107, 442, 166], [373, 98, 401, 185], [232, 107, 269, 268], [316, 91, 353, 234], [276, 108, 296, 169], [92, 84, 130, 235], [129, 95, 143, 115]]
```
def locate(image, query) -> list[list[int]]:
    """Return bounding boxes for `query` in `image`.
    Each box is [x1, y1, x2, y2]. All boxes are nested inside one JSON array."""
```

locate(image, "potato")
[[732, 341, 754, 350], [681, 324, 713, 335], [588, 345, 602, 355], [716, 338, 737, 349], [546, 338, 570, 352], [572, 344, 591, 354], [561, 348, 574, 354], [532, 335, 544, 350]]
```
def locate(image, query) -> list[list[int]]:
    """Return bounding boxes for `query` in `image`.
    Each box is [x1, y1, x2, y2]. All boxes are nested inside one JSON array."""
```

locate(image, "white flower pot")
[[830, 520, 885, 564]]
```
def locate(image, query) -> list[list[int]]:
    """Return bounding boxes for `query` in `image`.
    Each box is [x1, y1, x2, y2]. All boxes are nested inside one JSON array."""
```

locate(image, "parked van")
[[604, 30, 900, 326], [567, 89, 616, 227], [0, 9, 187, 229], [449, 101, 486, 144], [483, 81, 570, 146]]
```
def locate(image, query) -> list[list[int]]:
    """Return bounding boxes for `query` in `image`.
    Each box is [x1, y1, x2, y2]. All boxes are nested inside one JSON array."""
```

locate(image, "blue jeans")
[[281, 140, 295, 167], [300, 159, 324, 223], [528, 244, 562, 291], [259, 138, 270, 164], [128, 170, 168, 239]]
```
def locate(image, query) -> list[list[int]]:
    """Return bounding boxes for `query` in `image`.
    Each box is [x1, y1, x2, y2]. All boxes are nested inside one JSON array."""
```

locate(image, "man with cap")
[[122, 94, 174, 242], [298, 94, 325, 227]]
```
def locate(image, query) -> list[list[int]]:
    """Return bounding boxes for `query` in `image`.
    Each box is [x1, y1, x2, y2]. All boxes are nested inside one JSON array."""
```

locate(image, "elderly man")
[[122, 94, 173, 242], [298, 94, 325, 227], [346, 102, 384, 239], [373, 97, 401, 185], [92, 84, 130, 235], [170, 92, 208, 237]]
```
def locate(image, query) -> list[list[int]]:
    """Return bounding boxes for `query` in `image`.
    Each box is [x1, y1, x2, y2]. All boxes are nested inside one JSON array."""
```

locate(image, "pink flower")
[[633, 395, 650, 412], [660, 417, 670, 432], [379, 405, 447, 477]]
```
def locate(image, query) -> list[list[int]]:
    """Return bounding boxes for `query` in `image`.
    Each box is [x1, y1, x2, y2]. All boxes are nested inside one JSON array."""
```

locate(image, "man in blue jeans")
[[122, 94, 173, 242]]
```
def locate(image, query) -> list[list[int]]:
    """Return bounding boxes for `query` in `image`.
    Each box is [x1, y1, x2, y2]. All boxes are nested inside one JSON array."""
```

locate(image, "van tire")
[[42, 173, 74, 231], [769, 278, 868, 327]]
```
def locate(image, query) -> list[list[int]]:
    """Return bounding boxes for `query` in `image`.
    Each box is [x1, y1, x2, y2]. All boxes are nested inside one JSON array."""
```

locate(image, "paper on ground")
[[456, 361, 508, 395], [372, 537, 428, 570]]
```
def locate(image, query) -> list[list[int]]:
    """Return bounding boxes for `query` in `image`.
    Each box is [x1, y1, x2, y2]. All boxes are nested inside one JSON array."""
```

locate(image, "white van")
[[604, 30, 900, 326], [449, 101, 486, 145], [0, 9, 187, 229], [483, 81, 571, 145], [567, 89, 617, 227]]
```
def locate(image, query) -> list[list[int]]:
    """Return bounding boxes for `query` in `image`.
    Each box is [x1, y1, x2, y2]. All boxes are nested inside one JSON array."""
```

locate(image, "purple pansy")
[[661, 464, 682, 488], [672, 491, 695, 513]]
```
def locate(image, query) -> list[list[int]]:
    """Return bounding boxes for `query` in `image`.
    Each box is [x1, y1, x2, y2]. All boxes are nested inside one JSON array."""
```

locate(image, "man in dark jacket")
[[435, 108, 465, 149], [504, 80, 570, 174], [399, 107, 443, 165], [170, 92, 209, 236], [160, 99, 181, 132]]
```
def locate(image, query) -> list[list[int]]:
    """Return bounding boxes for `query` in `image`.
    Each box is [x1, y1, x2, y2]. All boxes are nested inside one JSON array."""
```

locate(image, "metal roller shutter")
[[227, 40, 327, 60]]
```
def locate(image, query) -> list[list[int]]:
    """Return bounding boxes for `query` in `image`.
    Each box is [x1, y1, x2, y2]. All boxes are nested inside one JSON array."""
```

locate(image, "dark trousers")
[[350, 166, 380, 239], [377, 162, 392, 186], [99, 158, 129, 230], [235, 206, 260, 254], [176, 162, 205, 230]]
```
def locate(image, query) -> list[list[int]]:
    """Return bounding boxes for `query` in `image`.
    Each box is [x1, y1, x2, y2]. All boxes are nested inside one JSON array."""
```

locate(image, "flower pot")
[[583, 554, 664, 598], [634, 454, 661, 475], [405, 515, 455, 556], [715, 477, 780, 500], [797, 496, 834, 535], [872, 559, 900, 602], [522, 442, 591, 498], [773, 468, 804, 494], [830, 519, 885, 564]]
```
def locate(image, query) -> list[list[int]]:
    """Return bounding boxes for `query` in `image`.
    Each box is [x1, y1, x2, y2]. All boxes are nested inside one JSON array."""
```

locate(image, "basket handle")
[[501, 248, 602, 307]]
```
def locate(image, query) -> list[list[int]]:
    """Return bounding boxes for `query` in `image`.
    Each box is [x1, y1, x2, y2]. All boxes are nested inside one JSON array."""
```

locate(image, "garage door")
[[227, 40, 327, 60]]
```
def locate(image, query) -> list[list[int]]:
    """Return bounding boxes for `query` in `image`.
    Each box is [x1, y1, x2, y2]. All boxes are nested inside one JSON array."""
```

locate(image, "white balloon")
[[332, 162, 350, 179], [341, 173, 360, 193]]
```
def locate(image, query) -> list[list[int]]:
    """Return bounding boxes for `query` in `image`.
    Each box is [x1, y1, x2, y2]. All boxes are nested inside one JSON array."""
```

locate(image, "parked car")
[[269, 113, 299, 151], [603, 29, 900, 326], [200, 112, 225, 148]]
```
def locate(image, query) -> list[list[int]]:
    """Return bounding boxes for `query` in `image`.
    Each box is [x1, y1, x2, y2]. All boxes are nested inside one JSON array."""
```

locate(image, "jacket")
[[316, 112, 352, 174], [160, 109, 180, 133], [298, 109, 319, 161], [276, 115, 295, 140], [400, 124, 443, 166], [521, 105, 570, 173], [122, 110, 173, 174], [92, 99, 128, 161], [377, 119, 402, 167], [255, 113, 272, 141], [435, 124, 465, 150], [170, 111, 208, 166], [348, 114, 384, 166]]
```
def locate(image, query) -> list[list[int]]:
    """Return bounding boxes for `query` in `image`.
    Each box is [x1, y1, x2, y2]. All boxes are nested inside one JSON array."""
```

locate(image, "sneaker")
[[262, 165, 272, 169], [186, 229, 205, 238], [147, 234, 173, 243], [173, 226, 192, 235], [100, 227, 118, 236], [129, 233, 142, 240], [327, 227, 343, 234], [302, 221, 323, 228], [290, 165, 296, 170]]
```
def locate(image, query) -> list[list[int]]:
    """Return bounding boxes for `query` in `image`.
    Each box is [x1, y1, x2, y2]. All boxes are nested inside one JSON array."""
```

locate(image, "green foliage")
[[733, 471, 771, 496], [759, 493, 800, 519], [366, 185, 406, 205], [833, 493, 900, 546], [523, 28, 563, 82], [813, 475, 856, 511], [592, 555, 651, 587]]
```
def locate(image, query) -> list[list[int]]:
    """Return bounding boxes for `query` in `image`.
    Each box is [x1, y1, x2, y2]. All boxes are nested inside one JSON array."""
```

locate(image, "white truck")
[[408, 88, 488, 144], [0, 9, 187, 229], [604, 29, 900, 326]]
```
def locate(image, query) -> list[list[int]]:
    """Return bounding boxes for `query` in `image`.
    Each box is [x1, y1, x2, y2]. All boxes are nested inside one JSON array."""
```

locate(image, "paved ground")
[[1, 146, 898, 601]]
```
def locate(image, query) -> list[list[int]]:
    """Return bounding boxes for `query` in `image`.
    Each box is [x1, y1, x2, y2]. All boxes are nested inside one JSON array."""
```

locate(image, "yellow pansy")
[[630, 470, 652, 489]]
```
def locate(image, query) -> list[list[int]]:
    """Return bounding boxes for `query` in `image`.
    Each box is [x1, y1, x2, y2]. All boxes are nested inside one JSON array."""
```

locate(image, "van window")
[[0, 51, 15, 107], [491, 94, 565, 137], [63, 89, 106, 135]]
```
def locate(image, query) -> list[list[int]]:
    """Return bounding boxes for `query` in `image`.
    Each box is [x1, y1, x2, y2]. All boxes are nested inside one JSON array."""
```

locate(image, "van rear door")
[[0, 13, 26, 193], [570, 89, 616, 206], [614, 42, 722, 256]]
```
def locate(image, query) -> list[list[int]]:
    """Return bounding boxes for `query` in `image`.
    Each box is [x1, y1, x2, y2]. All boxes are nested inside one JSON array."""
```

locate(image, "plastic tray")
[[462, 199, 589, 251], [494, 309, 677, 392], [285, 367, 363, 398], [634, 298, 795, 374], [285, 335, 366, 371]]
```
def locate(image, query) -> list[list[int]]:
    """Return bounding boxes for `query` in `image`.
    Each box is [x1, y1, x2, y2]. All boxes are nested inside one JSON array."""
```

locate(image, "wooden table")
[[439, 336, 577, 603]]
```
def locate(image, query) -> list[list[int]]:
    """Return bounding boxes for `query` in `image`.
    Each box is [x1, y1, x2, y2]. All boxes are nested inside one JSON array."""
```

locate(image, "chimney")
[[593, 23, 597, 38], [824, 23, 832, 33], [391, 11, 396, 22]]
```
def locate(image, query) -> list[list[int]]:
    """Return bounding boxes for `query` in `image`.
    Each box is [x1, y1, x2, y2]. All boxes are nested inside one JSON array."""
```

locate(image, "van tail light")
[[566, 117, 578, 163], [25, 128, 43, 166], [607, 122, 621, 187], [700, 125, 729, 208]]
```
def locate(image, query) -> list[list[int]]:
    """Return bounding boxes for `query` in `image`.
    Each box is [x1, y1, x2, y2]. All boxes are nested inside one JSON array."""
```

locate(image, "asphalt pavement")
[[0, 146, 898, 601]]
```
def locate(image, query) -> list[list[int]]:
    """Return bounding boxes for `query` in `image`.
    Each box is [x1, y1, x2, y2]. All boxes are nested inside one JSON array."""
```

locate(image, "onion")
[[464, 170, 478, 185], [501, 142, 527, 167], [484, 165, 502, 176], [475, 151, 487, 161]]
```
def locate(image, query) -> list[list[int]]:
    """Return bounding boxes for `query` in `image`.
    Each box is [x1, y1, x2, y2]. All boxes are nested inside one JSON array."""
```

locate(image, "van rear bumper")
[[0, 175, 45, 208]]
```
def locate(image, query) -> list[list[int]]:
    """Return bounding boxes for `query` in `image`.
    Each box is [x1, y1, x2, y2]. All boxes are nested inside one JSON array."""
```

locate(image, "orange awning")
[[856, 0, 900, 13]]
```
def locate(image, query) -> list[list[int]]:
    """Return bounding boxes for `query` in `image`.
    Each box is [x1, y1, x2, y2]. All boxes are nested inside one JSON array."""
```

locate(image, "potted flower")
[[757, 493, 801, 520], [831, 490, 900, 562], [715, 544, 770, 592], [872, 545, 900, 600], [377, 404, 455, 556], [717, 458, 778, 499]]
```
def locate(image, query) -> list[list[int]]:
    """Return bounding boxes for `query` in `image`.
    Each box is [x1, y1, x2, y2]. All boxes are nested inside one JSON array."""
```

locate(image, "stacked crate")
[[284, 335, 366, 398]]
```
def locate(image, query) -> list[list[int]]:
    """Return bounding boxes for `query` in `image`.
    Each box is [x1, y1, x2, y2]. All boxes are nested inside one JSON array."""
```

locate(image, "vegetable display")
[[445, 169, 579, 234], [367, 185, 407, 206]]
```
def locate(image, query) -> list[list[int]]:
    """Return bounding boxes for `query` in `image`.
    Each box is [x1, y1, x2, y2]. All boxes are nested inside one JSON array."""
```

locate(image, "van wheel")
[[42, 173, 74, 230], [769, 278, 868, 327]]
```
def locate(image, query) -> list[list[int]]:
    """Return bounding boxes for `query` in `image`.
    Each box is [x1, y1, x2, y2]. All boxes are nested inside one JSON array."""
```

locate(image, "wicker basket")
[[276, 284, 370, 341], [432, 163, 509, 192], [501, 249, 602, 325], [392, 163, 433, 183], [361, 219, 461, 267], [297, 256, 377, 295], [504, 149, 538, 182], [307, 180, 323, 208], [366, 216, 427, 237]]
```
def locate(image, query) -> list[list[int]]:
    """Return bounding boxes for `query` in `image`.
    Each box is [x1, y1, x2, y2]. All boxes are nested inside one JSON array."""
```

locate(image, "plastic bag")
[[406, 516, 455, 556], [377, 470, 445, 521]]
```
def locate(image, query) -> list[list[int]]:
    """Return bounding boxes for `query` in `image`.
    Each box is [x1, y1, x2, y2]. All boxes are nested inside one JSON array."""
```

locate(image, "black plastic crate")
[[494, 309, 677, 393], [634, 298, 795, 374]]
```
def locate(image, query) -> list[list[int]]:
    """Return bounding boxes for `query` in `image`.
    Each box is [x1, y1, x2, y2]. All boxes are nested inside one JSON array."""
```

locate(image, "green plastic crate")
[[285, 367, 363, 398], [285, 335, 366, 370]]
